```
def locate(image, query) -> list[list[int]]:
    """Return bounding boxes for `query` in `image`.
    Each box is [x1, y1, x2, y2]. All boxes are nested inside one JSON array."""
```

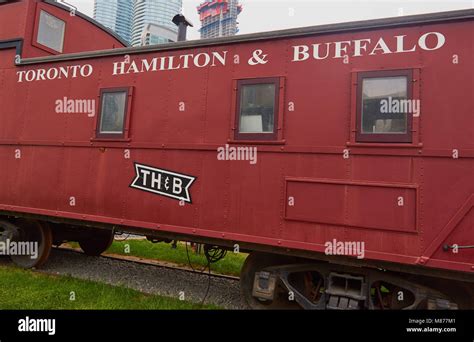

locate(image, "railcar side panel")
[[0, 6, 472, 275]]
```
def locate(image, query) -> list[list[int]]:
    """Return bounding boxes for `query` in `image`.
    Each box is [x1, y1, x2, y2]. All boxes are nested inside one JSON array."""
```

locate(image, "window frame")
[[233, 77, 283, 142], [94, 87, 133, 141], [33, 9, 66, 54], [355, 69, 414, 143]]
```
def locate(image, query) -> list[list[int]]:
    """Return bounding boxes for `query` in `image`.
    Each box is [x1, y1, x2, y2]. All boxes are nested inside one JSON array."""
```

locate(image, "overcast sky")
[[64, 0, 473, 40]]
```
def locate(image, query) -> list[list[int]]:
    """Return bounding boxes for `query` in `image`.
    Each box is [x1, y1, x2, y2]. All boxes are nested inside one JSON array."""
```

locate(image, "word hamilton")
[[113, 51, 229, 75]]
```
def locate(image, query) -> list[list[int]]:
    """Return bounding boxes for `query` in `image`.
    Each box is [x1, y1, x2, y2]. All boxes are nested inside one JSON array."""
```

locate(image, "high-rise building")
[[93, 0, 182, 46], [131, 0, 182, 47], [197, 0, 242, 39], [93, 0, 134, 44], [140, 23, 179, 46]]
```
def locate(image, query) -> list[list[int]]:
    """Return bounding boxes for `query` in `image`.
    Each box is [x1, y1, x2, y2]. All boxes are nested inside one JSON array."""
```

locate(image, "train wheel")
[[0, 220, 19, 243], [79, 230, 114, 256], [240, 252, 299, 309], [8, 220, 53, 269], [0, 220, 20, 263]]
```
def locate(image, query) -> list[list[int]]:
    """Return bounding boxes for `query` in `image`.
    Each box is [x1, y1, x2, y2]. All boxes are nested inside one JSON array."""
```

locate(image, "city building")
[[140, 23, 178, 46], [93, 0, 134, 44], [131, 0, 182, 46], [197, 0, 242, 39], [93, 0, 182, 46]]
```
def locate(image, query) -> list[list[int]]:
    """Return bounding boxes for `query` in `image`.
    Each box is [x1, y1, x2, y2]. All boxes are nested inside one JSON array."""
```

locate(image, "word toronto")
[[17, 64, 93, 82], [18, 317, 56, 336], [16, 32, 446, 82], [0, 239, 38, 259]]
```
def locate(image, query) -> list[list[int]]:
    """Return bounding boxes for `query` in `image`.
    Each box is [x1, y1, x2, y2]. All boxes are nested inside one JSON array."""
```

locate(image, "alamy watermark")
[[217, 144, 257, 165], [18, 316, 55, 336], [325, 239, 365, 259], [0, 239, 38, 259], [380, 97, 420, 117], [55, 97, 95, 117]]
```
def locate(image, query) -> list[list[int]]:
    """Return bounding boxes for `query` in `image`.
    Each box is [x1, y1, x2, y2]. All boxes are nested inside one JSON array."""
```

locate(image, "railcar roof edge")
[[13, 8, 474, 66], [43, 0, 130, 47]]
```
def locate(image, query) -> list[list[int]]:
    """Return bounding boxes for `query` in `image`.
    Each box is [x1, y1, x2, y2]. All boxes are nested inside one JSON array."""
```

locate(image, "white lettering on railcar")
[[15, 32, 446, 83], [292, 32, 446, 61], [17, 64, 93, 82], [112, 51, 228, 75]]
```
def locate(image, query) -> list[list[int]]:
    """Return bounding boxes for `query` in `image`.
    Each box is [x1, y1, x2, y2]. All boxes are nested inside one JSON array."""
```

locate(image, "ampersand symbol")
[[248, 49, 268, 66], [165, 177, 170, 191]]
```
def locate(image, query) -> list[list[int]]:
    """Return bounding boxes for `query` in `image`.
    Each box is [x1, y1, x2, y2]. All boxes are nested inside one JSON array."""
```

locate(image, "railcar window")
[[356, 70, 413, 143], [240, 84, 275, 133], [235, 78, 280, 141], [98, 90, 127, 136], [362, 77, 407, 133], [37, 11, 65, 53]]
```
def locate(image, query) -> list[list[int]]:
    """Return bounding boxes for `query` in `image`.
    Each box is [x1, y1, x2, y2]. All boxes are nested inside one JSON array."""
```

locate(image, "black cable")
[[200, 261, 211, 307], [184, 243, 228, 307], [185, 242, 208, 273], [204, 245, 227, 263], [183, 242, 210, 306], [199, 245, 227, 306]]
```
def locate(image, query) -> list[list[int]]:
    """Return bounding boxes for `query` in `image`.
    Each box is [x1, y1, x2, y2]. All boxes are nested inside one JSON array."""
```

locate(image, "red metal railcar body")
[[0, 0, 472, 309]]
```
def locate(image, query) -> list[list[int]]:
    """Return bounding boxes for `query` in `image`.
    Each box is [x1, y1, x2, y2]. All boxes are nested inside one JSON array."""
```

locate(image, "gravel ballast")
[[1, 249, 244, 309]]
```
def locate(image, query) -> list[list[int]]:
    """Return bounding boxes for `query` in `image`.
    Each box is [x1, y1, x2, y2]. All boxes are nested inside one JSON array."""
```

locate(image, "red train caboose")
[[0, 0, 473, 309]]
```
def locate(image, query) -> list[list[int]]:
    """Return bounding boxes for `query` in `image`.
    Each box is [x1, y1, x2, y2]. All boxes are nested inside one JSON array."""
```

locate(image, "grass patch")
[[69, 239, 246, 277], [0, 265, 218, 310]]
